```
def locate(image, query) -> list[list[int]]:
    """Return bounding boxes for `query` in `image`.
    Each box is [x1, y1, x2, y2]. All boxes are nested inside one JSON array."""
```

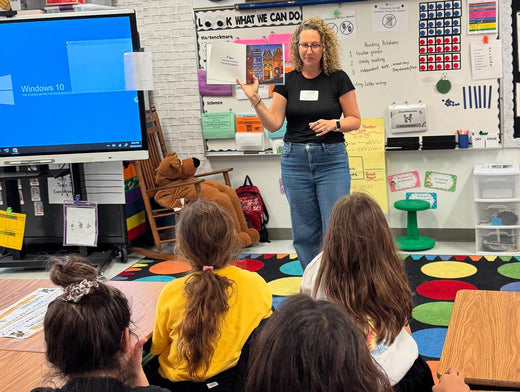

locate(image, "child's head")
[[318, 192, 412, 343], [44, 255, 131, 377], [323, 191, 397, 261], [175, 198, 239, 270], [246, 294, 392, 392]]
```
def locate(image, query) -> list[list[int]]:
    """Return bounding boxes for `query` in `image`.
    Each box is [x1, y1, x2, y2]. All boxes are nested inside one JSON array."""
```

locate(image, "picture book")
[[206, 41, 285, 86]]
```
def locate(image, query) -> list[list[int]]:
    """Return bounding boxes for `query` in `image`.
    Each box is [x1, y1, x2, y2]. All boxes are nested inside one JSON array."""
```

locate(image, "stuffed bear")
[[154, 152, 259, 248]]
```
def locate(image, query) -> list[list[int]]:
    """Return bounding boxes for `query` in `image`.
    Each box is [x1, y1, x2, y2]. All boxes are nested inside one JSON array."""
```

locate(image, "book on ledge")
[[206, 41, 285, 86]]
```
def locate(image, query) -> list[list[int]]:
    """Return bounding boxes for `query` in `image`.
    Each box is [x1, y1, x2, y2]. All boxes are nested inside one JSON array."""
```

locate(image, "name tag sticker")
[[300, 90, 319, 101]]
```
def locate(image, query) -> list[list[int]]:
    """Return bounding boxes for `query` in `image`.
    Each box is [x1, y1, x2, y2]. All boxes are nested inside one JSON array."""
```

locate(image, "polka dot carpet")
[[112, 253, 304, 306], [113, 252, 520, 372], [406, 254, 520, 367]]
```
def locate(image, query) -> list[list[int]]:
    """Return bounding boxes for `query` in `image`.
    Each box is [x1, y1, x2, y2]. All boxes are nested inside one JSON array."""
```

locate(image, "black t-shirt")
[[273, 70, 355, 144], [31, 377, 172, 392]]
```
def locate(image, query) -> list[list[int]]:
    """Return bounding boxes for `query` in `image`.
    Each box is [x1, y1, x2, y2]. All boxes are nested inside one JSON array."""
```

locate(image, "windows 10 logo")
[[0, 75, 14, 105]]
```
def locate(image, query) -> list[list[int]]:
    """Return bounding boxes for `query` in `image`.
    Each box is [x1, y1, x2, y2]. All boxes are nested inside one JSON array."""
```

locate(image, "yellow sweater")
[[150, 265, 272, 381]]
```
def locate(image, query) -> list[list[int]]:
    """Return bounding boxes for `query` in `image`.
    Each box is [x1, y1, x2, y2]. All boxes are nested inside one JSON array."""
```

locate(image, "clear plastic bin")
[[476, 227, 520, 253], [474, 164, 520, 200], [475, 201, 520, 226]]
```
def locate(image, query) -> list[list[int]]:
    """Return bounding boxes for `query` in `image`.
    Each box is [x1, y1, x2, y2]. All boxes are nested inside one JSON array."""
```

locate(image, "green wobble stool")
[[394, 199, 435, 251]]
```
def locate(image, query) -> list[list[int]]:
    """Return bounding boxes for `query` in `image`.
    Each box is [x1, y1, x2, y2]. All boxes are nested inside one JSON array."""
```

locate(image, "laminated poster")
[[424, 171, 457, 192], [388, 171, 421, 192], [406, 192, 438, 209]]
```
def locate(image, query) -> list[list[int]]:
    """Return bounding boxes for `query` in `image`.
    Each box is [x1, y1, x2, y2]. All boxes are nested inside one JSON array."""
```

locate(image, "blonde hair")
[[315, 192, 413, 344], [290, 17, 342, 75]]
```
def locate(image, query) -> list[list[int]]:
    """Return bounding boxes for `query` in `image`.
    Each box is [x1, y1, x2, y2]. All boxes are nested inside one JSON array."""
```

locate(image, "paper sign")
[[372, 2, 408, 32], [123, 52, 154, 91], [424, 171, 457, 192], [0, 288, 61, 339], [236, 116, 263, 133], [406, 192, 437, 209], [63, 201, 98, 247], [235, 132, 264, 151], [47, 174, 74, 204], [468, 0, 497, 34], [345, 118, 388, 212], [202, 112, 236, 139], [83, 161, 126, 205], [470, 40, 502, 80], [0, 210, 26, 250], [388, 171, 421, 192]]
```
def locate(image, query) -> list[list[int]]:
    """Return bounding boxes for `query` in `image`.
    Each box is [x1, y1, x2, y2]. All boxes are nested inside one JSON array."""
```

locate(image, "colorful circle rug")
[[113, 253, 520, 365]]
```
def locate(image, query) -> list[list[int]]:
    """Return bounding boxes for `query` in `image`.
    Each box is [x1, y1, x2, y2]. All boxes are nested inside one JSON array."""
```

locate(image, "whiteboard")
[[194, 0, 501, 152]]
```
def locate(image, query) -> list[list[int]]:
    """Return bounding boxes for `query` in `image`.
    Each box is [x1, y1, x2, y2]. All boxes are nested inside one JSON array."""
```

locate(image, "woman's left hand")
[[309, 119, 334, 136]]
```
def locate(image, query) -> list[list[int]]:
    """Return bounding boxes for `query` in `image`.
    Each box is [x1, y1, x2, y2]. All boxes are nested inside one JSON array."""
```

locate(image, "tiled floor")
[[0, 240, 479, 281]]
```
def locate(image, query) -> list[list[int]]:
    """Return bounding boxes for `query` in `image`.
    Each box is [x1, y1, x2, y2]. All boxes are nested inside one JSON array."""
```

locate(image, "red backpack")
[[235, 175, 270, 242]]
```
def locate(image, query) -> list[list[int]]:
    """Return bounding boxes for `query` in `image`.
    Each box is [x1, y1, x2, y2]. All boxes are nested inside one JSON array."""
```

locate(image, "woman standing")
[[237, 17, 361, 269]]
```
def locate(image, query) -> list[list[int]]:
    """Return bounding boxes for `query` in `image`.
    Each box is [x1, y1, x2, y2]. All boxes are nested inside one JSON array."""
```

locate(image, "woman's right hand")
[[236, 75, 259, 101]]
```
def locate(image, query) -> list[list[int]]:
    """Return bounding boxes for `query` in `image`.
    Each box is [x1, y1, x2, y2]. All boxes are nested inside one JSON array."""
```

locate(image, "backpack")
[[235, 175, 270, 243]]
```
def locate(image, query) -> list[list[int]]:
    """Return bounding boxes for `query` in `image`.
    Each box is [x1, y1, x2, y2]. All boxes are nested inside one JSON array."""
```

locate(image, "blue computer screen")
[[0, 11, 146, 162]]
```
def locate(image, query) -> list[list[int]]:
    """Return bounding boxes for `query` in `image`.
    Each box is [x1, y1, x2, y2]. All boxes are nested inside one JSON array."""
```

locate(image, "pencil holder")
[[458, 134, 469, 148]]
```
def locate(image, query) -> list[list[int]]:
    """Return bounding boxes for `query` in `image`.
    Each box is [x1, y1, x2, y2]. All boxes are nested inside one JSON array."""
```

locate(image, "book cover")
[[206, 41, 284, 86]]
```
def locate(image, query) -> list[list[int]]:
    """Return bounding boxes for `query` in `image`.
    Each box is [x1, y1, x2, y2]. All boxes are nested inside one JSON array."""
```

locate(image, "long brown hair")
[[314, 192, 412, 344], [290, 16, 342, 75], [44, 255, 131, 377], [174, 199, 239, 380], [246, 294, 392, 392]]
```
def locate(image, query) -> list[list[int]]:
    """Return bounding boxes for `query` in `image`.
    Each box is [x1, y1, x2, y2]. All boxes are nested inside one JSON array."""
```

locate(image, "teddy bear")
[[154, 152, 259, 248]]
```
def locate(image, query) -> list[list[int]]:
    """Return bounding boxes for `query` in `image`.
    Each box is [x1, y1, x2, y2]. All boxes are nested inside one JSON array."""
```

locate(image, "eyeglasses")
[[299, 43, 322, 51]]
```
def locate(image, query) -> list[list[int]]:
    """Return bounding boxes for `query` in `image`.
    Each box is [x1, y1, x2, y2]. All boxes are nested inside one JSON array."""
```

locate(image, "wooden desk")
[[0, 279, 166, 353], [0, 351, 51, 392], [438, 290, 520, 388], [0, 279, 166, 392]]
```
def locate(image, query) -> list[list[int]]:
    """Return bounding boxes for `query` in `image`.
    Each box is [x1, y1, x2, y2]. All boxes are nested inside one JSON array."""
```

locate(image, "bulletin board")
[[194, 0, 503, 153]]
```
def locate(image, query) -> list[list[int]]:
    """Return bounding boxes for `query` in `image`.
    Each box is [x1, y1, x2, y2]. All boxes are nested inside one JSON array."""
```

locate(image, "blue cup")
[[458, 134, 469, 148]]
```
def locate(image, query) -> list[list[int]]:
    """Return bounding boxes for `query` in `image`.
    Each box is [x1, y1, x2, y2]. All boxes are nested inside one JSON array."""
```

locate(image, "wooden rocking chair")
[[129, 105, 233, 260]]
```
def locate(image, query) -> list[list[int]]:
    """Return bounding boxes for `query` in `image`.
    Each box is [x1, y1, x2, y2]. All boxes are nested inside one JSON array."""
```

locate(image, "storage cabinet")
[[474, 164, 520, 255]]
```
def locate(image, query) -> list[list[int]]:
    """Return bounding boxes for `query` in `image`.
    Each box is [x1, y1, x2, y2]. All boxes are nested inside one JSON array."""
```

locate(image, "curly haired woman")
[[237, 17, 361, 269]]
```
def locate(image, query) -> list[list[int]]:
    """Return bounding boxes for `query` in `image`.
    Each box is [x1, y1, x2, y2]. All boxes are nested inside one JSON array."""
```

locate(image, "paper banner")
[[345, 117, 388, 212]]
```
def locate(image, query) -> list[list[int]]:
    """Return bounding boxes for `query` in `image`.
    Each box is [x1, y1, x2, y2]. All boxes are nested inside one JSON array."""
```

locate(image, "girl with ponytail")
[[149, 199, 272, 392]]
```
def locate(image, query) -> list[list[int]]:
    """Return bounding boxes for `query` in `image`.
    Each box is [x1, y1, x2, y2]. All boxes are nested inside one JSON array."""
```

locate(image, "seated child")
[[31, 255, 169, 392], [246, 294, 393, 392], [149, 199, 272, 392], [300, 192, 434, 392]]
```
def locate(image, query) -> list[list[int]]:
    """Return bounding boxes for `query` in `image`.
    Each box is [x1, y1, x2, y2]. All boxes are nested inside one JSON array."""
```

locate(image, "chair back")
[[135, 105, 168, 199]]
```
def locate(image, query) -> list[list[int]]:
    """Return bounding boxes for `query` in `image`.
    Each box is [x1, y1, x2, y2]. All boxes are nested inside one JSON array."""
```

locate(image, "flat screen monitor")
[[0, 9, 148, 167]]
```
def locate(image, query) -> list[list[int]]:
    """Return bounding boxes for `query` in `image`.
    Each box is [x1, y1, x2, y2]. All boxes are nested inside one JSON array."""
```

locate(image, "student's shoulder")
[[226, 265, 268, 285]]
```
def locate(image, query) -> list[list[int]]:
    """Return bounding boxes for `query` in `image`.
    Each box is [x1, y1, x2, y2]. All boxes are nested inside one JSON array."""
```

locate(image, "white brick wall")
[[113, 0, 207, 163]]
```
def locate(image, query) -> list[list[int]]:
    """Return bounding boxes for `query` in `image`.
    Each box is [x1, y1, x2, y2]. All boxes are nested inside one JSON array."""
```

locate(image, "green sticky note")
[[202, 112, 236, 139]]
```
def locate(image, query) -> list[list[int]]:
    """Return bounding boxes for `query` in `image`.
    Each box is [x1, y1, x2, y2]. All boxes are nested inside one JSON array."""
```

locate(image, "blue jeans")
[[281, 142, 351, 269]]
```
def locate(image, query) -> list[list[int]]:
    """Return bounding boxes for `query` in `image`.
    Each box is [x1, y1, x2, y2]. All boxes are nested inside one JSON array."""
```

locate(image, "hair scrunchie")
[[62, 279, 99, 303]]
